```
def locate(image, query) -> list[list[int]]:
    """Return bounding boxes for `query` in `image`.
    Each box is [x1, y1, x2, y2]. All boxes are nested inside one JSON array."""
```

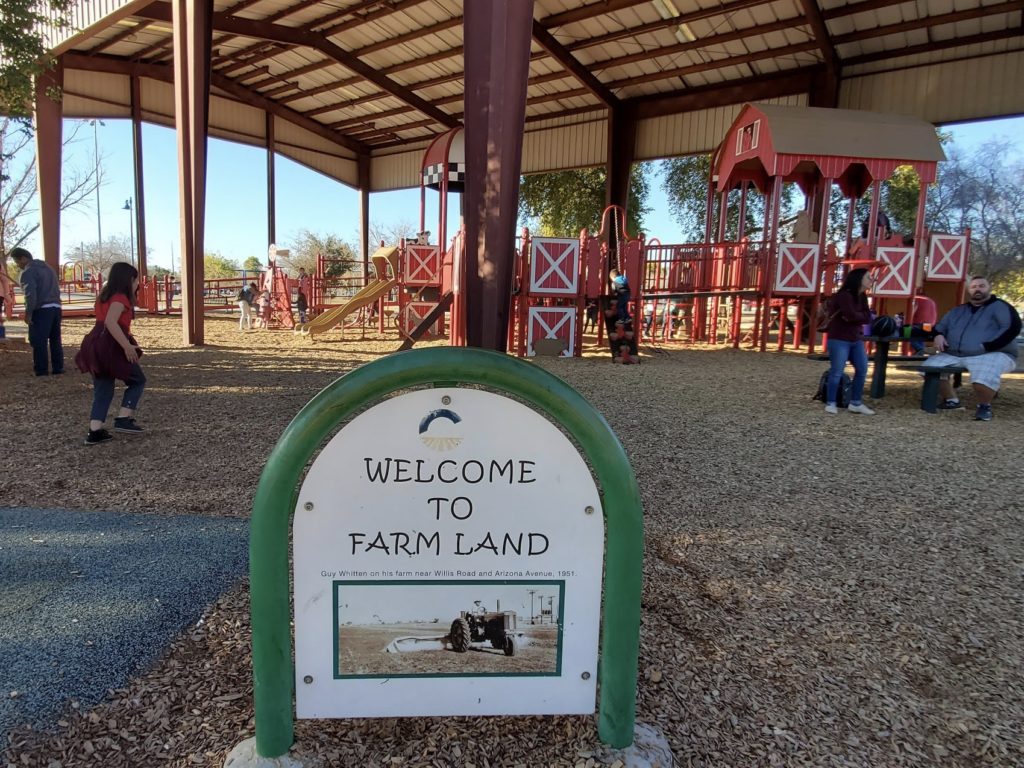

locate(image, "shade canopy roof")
[[42, 0, 1024, 191]]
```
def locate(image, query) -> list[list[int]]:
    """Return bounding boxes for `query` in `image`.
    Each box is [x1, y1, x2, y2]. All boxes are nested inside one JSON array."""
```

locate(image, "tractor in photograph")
[[449, 602, 518, 656]]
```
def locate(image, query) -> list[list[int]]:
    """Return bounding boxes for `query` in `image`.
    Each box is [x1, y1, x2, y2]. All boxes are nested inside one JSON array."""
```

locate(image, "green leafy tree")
[[242, 255, 262, 272], [287, 229, 356, 278], [204, 252, 238, 279], [661, 154, 799, 242], [518, 162, 651, 238], [992, 269, 1024, 308], [0, 1, 70, 117], [149, 265, 173, 280]]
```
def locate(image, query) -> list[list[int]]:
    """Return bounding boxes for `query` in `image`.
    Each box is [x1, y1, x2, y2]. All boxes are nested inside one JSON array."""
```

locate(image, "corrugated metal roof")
[[36, 0, 1023, 190]]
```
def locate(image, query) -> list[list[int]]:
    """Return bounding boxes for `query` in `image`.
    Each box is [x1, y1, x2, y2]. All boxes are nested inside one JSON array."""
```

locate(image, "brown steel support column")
[[266, 112, 276, 247], [462, 0, 534, 351], [130, 75, 148, 277], [605, 109, 636, 221], [358, 154, 370, 284], [172, 0, 213, 345], [33, 59, 63, 271]]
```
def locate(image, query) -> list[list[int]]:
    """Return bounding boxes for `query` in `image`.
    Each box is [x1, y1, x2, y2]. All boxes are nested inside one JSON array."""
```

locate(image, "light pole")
[[90, 120, 104, 260], [527, 590, 536, 625], [123, 198, 135, 266]]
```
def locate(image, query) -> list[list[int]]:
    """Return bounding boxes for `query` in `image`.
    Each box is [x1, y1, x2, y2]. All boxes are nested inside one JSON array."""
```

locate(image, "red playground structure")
[[14, 104, 966, 360], [642, 104, 969, 353]]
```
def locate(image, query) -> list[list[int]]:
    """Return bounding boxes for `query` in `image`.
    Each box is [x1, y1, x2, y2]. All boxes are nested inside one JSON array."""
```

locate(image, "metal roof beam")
[[135, 4, 460, 129], [833, 2, 1024, 45], [87, 19, 154, 55], [61, 51, 369, 155], [531, 21, 619, 108], [607, 41, 820, 89], [541, 0, 657, 29], [799, 0, 840, 76], [629, 66, 823, 120], [844, 28, 1024, 67]]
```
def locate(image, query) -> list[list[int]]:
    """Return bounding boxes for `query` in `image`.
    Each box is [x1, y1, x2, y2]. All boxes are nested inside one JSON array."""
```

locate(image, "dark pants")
[[615, 291, 631, 322], [91, 364, 146, 422], [28, 307, 63, 375]]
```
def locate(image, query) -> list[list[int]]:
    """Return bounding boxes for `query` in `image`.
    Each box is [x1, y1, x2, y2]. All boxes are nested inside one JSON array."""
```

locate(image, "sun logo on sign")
[[418, 408, 463, 451]]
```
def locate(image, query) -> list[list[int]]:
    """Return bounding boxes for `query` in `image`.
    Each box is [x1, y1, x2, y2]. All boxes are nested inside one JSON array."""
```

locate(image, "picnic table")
[[866, 335, 927, 399]]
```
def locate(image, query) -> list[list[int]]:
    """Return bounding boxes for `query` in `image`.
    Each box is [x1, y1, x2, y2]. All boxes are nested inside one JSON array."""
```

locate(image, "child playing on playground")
[[73, 262, 147, 445], [257, 288, 272, 329], [609, 268, 630, 322], [296, 290, 308, 324]]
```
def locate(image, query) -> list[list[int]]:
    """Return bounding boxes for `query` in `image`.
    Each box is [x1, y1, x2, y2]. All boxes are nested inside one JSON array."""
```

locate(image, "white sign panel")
[[293, 388, 604, 719]]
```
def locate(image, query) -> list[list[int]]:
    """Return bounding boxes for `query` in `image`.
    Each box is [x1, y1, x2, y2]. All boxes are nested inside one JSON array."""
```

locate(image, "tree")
[[0, 1, 70, 117], [242, 255, 263, 272], [149, 265, 174, 280], [925, 140, 1024, 279], [1, 117, 102, 255], [661, 155, 799, 242], [369, 219, 416, 249], [518, 162, 651, 238], [63, 234, 132, 278], [204, 252, 238, 279], [286, 229, 356, 278]]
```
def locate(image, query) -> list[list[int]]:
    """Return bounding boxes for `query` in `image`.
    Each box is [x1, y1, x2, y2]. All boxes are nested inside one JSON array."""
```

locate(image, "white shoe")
[[824, 404, 838, 415], [848, 403, 876, 415]]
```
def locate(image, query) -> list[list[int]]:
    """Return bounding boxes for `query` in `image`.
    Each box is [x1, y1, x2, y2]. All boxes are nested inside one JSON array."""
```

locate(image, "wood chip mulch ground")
[[2, 315, 1022, 767]]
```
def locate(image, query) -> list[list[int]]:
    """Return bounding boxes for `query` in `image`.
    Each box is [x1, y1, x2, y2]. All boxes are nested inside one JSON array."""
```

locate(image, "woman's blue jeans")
[[90, 364, 146, 422], [826, 338, 868, 405]]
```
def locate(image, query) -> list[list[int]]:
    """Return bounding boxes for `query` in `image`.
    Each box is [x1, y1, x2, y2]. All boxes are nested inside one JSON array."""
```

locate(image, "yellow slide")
[[301, 246, 399, 339]]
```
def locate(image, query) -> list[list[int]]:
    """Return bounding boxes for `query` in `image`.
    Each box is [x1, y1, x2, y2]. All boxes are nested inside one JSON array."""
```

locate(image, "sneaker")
[[848, 403, 876, 415], [824, 403, 838, 415], [937, 399, 964, 410], [84, 428, 113, 446], [974, 404, 993, 422], [114, 417, 145, 434]]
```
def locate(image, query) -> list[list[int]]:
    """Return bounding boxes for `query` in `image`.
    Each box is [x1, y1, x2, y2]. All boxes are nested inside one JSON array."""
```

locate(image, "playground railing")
[[642, 241, 769, 294]]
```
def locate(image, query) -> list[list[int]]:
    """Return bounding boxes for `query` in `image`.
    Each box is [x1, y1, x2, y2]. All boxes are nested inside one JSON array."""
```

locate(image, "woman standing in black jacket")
[[823, 268, 876, 415]]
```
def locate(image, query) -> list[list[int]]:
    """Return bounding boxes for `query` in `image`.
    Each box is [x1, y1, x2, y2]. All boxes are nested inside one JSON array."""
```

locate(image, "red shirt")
[[96, 294, 133, 334], [912, 295, 938, 325]]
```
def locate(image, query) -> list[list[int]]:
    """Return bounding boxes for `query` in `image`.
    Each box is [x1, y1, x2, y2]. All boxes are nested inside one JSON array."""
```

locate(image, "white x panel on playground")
[[403, 244, 442, 286], [874, 247, 916, 297], [529, 238, 580, 296], [927, 234, 969, 282], [527, 307, 576, 357], [773, 243, 820, 295]]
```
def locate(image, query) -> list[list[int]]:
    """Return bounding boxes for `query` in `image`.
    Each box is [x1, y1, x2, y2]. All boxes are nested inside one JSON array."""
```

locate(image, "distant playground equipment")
[[21, 105, 968, 357], [297, 245, 398, 339]]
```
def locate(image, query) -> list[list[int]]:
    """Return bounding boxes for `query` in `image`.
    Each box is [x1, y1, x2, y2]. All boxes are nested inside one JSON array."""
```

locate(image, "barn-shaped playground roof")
[[713, 102, 947, 197]]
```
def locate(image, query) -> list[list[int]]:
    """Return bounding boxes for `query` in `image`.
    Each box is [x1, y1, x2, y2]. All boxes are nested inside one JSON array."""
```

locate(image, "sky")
[[18, 113, 1024, 274]]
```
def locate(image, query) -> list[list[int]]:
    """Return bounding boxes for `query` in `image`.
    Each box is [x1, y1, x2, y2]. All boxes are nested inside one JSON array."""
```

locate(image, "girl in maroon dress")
[[74, 262, 147, 445]]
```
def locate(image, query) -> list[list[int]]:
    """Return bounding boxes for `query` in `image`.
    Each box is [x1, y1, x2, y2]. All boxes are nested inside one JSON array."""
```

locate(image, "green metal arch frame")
[[250, 347, 643, 757]]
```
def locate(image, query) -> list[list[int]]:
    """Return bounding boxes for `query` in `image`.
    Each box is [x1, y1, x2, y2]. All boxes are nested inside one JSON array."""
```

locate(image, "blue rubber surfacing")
[[0, 507, 249, 736]]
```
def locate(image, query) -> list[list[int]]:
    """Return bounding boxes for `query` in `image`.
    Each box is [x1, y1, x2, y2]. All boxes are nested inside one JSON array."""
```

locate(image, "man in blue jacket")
[[923, 276, 1021, 421], [11, 247, 64, 376]]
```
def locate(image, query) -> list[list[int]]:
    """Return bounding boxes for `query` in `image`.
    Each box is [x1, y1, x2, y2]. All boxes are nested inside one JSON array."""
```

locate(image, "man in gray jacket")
[[11, 247, 64, 376], [924, 275, 1021, 421]]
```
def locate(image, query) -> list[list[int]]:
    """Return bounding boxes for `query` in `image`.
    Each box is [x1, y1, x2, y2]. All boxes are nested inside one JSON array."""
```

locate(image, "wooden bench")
[[893, 363, 967, 413]]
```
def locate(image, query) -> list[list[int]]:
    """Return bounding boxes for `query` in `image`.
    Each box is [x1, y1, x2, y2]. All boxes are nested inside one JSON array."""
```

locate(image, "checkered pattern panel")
[[423, 162, 466, 187]]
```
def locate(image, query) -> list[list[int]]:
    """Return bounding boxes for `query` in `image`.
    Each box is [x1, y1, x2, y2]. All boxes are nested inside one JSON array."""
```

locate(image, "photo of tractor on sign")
[[449, 601, 518, 656], [333, 581, 563, 677]]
